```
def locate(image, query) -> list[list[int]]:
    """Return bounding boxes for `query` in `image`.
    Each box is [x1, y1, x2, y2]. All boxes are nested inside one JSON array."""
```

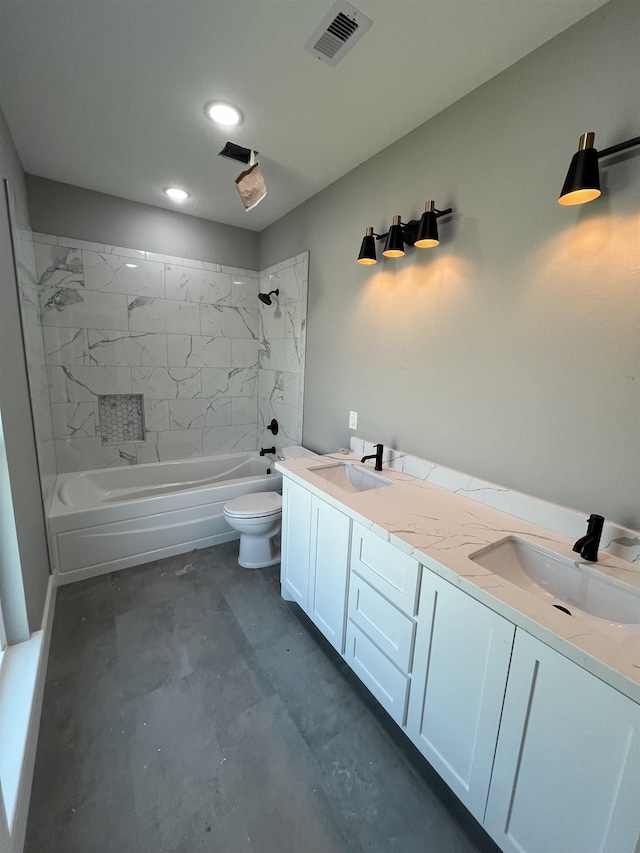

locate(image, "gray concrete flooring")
[[25, 542, 500, 853]]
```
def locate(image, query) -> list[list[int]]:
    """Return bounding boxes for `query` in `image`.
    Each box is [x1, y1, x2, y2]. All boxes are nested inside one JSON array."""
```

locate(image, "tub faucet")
[[572, 513, 604, 562], [260, 446, 276, 457], [361, 443, 384, 472]]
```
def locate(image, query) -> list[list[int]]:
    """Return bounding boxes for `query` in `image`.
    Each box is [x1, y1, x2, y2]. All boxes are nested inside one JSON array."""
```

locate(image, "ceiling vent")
[[218, 141, 254, 164], [304, 1, 373, 66]]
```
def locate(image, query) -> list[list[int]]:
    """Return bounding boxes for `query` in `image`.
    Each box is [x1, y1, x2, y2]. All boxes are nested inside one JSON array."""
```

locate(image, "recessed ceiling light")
[[125, 263, 138, 268], [164, 187, 190, 202], [206, 101, 242, 126]]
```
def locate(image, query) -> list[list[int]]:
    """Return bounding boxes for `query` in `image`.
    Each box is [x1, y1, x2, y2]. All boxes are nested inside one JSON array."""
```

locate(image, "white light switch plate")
[[349, 411, 358, 430]]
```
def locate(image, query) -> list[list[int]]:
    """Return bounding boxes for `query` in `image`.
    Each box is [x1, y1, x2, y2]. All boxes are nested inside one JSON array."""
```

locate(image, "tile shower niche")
[[98, 394, 145, 444]]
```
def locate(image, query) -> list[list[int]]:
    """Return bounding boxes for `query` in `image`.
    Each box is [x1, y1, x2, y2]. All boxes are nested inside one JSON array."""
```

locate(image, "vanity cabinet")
[[406, 568, 515, 822], [280, 478, 351, 653], [345, 524, 420, 725], [484, 629, 640, 853], [281, 478, 313, 609], [279, 472, 639, 853]]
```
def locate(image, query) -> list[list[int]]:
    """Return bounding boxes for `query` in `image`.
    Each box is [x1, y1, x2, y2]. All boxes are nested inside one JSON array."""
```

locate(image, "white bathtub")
[[48, 452, 282, 584]]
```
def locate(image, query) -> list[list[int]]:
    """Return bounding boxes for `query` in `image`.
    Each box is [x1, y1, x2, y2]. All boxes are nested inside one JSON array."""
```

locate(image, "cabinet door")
[[485, 629, 640, 853], [308, 495, 351, 652], [406, 570, 515, 822], [280, 478, 312, 609], [345, 621, 409, 726]]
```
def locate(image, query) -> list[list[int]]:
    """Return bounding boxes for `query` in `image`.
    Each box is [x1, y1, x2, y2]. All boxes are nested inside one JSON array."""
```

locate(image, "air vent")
[[218, 142, 254, 164], [304, 1, 373, 66]]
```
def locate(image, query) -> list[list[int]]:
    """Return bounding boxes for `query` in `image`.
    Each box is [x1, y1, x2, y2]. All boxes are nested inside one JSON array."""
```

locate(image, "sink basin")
[[469, 537, 640, 625], [308, 463, 393, 494]]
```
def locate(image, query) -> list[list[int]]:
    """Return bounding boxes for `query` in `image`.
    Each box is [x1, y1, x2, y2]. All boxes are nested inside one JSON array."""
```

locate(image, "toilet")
[[223, 491, 283, 569], [223, 445, 319, 569]]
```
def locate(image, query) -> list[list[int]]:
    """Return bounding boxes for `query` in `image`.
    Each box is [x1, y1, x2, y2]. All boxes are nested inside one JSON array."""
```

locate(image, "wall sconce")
[[559, 131, 640, 206], [357, 200, 453, 265]]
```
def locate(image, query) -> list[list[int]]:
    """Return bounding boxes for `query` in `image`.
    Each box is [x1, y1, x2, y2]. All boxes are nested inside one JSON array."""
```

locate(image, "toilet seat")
[[223, 492, 282, 519]]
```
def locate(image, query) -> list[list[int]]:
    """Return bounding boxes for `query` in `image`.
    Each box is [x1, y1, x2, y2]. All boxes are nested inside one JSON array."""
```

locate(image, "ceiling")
[[0, 0, 607, 232]]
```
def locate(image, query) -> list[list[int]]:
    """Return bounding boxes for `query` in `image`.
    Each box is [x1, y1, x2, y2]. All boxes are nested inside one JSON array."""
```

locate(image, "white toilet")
[[223, 445, 319, 569], [223, 491, 283, 569]]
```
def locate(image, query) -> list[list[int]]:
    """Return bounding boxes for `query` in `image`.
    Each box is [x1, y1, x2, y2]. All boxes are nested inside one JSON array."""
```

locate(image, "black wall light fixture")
[[357, 200, 453, 265], [559, 131, 640, 206]]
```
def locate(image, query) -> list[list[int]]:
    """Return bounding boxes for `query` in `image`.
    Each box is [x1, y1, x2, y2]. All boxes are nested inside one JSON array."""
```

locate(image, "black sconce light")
[[383, 215, 406, 258], [559, 131, 640, 206], [357, 200, 453, 265], [357, 227, 378, 265]]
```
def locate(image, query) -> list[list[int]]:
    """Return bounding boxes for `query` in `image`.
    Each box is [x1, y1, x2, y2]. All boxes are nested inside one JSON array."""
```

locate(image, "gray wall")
[[259, 0, 640, 531], [27, 176, 260, 270], [0, 106, 50, 632]]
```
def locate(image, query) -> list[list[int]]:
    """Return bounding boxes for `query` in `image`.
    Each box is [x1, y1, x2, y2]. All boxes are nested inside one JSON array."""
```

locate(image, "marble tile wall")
[[350, 437, 640, 565], [7, 191, 57, 510], [258, 253, 309, 456], [31, 234, 308, 474]]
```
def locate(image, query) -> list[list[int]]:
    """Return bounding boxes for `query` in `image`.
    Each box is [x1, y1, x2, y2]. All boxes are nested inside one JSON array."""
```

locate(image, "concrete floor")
[[25, 541, 500, 853]]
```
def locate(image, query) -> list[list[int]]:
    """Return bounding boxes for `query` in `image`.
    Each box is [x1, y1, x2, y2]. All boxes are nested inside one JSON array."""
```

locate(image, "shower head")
[[258, 289, 279, 306]]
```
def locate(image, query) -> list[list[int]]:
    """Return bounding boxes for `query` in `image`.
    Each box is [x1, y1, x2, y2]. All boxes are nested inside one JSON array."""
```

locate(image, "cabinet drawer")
[[351, 523, 420, 616], [348, 573, 416, 673], [345, 621, 409, 726]]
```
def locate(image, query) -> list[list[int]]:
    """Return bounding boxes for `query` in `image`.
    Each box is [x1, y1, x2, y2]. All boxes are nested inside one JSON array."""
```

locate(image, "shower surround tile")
[[203, 425, 258, 455], [200, 305, 258, 339], [55, 437, 134, 473], [232, 397, 258, 426], [164, 266, 231, 304], [87, 331, 167, 367], [231, 276, 260, 308], [231, 338, 259, 368], [51, 402, 97, 439], [48, 365, 133, 403], [202, 367, 258, 399], [131, 367, 201, 399], [167, 335, 231, 368], [35, 243, 84, 289], [43, 327, 90, 366], [137, 429, 203, 463], [143, 399, 171, 432], [83, 251, 165, 298], [168, 399, 209, 430], [259, 338, 302, 374], [128, 296, 200, 335], [40, 287, 129, 331], [31, 234, 307, 475], [258, 370, 300, 409], [104, 245, 146, 260], [257, 252, 308, 452]]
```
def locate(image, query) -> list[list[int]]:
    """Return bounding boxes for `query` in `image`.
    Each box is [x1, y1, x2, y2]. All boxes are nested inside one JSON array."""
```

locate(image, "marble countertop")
[[276, 452, 640, 703]]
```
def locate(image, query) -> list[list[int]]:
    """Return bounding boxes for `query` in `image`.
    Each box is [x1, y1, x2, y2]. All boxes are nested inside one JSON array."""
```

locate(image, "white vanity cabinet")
[[484, 629, 640, 853], [279, 471, 639, 853], [280, 478, 351, 653], [406, 568, 515, 822], [281, 478, 313, 609], [345, 524, 421, 725]]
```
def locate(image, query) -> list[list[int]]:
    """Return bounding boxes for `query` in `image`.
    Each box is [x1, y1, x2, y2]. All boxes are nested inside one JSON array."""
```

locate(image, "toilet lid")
[[224, 491, 282, 518]]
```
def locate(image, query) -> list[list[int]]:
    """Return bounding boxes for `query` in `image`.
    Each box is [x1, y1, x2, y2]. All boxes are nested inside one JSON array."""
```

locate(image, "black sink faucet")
[[361, 443, 384, 472], [572, 514, 605, 562]]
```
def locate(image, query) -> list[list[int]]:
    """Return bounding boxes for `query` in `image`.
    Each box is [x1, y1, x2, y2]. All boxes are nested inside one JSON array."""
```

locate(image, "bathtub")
[[48, 451, 282, 584]]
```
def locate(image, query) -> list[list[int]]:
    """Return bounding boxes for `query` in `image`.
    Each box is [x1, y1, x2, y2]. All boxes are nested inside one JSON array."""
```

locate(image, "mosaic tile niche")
[[32, 231, 309, 473]]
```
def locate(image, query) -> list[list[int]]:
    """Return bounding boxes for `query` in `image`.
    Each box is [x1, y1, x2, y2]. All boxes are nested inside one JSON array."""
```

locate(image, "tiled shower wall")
[[258, 254, 308, 456], [31, 231, 308, 474], [7, 189, 57, 508]]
